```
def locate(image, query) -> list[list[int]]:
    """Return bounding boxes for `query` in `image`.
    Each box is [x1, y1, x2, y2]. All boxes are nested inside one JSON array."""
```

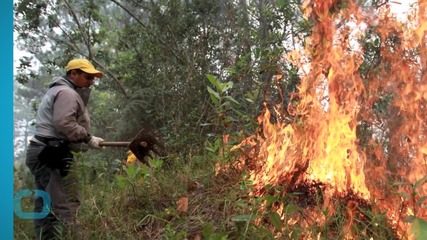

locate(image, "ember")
[[231, 0, 427, 238]]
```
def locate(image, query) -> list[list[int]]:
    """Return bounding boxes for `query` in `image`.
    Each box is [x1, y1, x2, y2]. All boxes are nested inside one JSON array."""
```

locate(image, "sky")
[[390, 0, 417, 21]]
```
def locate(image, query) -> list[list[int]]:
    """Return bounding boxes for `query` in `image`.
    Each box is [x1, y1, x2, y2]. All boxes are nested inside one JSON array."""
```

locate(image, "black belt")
[[34, 135, 66, 145]]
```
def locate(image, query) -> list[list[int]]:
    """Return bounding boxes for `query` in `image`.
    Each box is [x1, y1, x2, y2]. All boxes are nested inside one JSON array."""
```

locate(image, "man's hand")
[[87, 136, 104, 149]]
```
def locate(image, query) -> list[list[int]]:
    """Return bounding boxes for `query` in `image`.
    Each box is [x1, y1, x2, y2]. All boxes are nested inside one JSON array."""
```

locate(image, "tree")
[[14, 0, 308, 156]]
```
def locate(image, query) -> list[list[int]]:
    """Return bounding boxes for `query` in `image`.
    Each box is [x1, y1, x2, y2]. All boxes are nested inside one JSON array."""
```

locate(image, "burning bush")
[[230, 0, 427, 238]]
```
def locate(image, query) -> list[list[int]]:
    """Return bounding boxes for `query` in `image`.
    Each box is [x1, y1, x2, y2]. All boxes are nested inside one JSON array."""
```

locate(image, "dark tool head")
[[128, 127, 167, 164]]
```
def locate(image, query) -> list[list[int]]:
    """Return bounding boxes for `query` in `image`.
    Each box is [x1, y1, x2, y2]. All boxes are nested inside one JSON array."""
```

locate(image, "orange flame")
[[231, 0, 427, 238], [249, 0, 369, 197]]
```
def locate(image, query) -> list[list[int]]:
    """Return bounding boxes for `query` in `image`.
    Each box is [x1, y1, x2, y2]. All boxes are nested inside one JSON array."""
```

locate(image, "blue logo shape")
[[14, 189, 51, 219]]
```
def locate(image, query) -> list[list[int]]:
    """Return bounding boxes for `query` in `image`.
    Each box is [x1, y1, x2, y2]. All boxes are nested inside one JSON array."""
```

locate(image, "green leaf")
[[392, 182, 410, 186], [226, 67, 236, 75], [212, 234, 228, 240], [240, 179, 253, 191], [399, 192, 410, 199], [284, 203, 303, 214], [277, 0, 288, 9], [140, 164, 150, 175], [414, 176, 427, 188], [220, 101, 230, 108], [125, 164, 134, 177], [149, 159, 163, 169], [214, 138, 221, 150], [230, 214, 257, 222], [405, 215, 416, 223], [207, 86, 220, 100], [209, 92, 220, 106], [205, 146, 215, 153], [245, 98, 254, 103], [412, 217, 427, 240], [116, 176, 126, 189], [202, 223, 213, 239], [268, 212, 282, 232], [374, 38, 380, 47], [418, 196, 427, 206], [206, 74, 222, 91], [254, 47, 261, 59], [224, 96, 240, 105], [221, 81, 234, 93], [225, 116, 237, 123], [264, 194, 277, 204], [117, 181, 126, 189]]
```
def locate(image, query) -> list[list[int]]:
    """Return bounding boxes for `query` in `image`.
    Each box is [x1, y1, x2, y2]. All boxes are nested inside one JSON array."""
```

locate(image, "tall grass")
[[14, 152, 401, 239]]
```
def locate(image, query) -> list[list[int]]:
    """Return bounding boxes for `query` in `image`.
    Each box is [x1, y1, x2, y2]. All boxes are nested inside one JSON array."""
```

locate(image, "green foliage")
[[14, 0, 306, 157], [116, 159, 163, 190], [412, 218, 427, 240], [202, 223, 229, 240], [393, 176, 427, 239], [206, 74, 241, 131], [205, 137, 221, 158], [15, 150, 406, 239], [394, 177, 427, 217]]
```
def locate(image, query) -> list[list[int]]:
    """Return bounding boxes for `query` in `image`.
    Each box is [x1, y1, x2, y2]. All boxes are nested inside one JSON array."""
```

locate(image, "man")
[[26, 59, 105, 239]]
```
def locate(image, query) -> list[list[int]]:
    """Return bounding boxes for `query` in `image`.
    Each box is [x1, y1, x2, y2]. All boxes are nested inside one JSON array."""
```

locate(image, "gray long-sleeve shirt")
[[35, 76, 91, 143]]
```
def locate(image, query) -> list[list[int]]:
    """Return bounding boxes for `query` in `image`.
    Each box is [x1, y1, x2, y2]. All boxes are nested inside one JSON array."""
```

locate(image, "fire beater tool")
[[98, 127, 166, 164]]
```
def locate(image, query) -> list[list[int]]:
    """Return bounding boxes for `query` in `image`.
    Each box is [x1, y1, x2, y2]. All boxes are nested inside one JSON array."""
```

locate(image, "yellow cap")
[[65, 59, 104, 78]]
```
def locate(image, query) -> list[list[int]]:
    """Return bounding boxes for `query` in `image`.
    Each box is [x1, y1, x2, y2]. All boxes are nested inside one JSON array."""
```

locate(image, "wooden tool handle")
[[99, 142, 130, 147]]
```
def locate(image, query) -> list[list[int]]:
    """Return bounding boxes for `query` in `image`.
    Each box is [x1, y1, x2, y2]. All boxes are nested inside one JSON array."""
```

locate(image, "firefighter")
[[25, 59, 104, 239]]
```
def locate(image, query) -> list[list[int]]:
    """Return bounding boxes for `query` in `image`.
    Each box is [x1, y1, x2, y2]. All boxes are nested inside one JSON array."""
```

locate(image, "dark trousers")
[[25, 142, 80, 240]]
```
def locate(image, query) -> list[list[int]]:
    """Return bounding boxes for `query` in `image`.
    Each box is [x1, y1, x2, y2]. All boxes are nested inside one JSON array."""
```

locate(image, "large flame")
[[231, 0, 427, 238], [250, 0, 369, 198]]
